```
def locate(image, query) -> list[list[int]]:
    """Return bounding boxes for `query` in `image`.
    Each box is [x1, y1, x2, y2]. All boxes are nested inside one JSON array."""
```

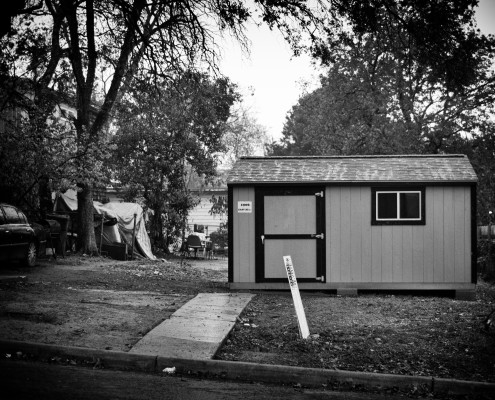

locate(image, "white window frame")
[[375, 190, 422, 222]]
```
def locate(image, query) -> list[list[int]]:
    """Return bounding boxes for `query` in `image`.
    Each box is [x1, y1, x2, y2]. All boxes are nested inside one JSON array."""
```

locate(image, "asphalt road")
[[1, 359, 403, 400]]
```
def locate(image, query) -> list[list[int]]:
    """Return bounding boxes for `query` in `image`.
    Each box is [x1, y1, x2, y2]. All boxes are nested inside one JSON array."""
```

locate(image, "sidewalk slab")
[[129, 292, 254, 360]]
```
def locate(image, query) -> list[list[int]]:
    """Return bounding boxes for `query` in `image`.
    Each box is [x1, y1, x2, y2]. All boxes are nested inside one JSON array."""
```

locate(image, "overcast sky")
[[219, 0, 495, 143]]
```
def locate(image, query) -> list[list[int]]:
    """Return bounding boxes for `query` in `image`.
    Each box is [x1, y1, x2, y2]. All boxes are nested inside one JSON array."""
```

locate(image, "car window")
[[0, 208, 5, 225], [3, 206, 22, 223], [17, 209, 28, 224]]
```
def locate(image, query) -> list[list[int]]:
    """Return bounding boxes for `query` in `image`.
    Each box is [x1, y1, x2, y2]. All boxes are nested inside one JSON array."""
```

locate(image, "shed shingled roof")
[[227, 155, 477, 185]]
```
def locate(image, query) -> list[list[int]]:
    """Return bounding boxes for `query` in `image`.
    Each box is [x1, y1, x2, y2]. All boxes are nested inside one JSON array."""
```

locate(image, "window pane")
[[377, 193, 397, 219], [400, 193, 420, 219], [3, 206, 21, 223], [17, 210, 28, 223]]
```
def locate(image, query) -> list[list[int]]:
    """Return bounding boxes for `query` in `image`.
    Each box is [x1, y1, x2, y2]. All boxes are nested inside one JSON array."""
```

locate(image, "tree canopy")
[[220, 105, 269, 168], [0, 0, 329, 252], [111, 71, 238, 250], [3, 0, 494, 251], [271, 0, 495, 156]]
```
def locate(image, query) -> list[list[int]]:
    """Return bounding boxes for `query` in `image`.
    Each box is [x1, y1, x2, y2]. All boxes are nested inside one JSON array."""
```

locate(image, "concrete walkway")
[[129, 293, 254, 360]]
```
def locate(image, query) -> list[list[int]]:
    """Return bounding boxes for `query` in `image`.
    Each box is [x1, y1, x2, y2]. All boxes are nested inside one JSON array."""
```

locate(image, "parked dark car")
[[0, 203, 47, 267]]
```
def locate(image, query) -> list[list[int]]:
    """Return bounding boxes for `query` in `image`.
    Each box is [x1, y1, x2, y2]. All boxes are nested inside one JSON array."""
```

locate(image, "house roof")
[[227, 155, 477, 185]]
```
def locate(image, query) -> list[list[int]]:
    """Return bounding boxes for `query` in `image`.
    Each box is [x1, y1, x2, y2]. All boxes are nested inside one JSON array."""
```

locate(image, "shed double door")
[[255, 187, 325, 283]]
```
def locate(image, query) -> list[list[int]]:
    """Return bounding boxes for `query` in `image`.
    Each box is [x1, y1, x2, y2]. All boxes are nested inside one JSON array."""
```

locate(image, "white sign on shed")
[[237, 201, 252, 213]]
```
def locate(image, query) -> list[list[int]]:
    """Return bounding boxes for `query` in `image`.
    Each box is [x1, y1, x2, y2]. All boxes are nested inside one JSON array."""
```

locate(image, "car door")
[[255, 187, 326, 283], [3, 205, 29, 259]]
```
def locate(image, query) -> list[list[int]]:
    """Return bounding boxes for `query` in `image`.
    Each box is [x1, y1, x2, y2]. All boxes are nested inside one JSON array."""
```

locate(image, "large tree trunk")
[[38, 176, 53, 219], [77, 184, 98, 255], [150, 203, 164, 250]]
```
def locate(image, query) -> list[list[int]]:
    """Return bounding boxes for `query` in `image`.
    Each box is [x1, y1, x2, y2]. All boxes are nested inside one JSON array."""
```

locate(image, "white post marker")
[[283, 255, 310, 339]]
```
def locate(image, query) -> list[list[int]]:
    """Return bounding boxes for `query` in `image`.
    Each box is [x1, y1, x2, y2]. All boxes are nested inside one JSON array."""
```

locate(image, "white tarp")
[[96, 202, 155, 260], [53, 190, 155, 260]]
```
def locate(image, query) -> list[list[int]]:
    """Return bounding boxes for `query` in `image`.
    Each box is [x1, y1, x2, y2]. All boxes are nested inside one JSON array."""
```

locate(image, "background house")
[[186, 169, 228, 238], [96, 169, 229, 241]]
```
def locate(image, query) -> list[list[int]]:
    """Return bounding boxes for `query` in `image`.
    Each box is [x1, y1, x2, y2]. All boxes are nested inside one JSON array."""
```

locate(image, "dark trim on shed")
[[316, 190, 326, 282], [471, 184, 477, 284], [254, 188, 264, 283], [371, 186, 426, 226], [228, 185, 233, 283], [254, 185, 326, 283]]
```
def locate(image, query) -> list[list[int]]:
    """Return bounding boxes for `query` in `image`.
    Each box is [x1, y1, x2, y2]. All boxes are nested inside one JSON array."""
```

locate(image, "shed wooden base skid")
[[229, 282, 476, 300]]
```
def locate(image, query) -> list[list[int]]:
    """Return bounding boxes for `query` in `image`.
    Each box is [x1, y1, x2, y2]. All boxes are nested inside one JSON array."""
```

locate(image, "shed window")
[[372, 188, 425, 225]]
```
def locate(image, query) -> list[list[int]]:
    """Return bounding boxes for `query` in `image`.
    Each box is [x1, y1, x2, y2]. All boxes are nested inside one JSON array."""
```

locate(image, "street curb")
[[1, 340, 494, 396]]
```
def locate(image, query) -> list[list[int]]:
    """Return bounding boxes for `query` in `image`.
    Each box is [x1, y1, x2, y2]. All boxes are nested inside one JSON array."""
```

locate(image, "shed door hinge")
[[315, 191, 324, 197]]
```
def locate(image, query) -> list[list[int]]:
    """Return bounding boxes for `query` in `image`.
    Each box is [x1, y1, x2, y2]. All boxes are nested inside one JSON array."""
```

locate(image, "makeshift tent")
[[53, 190, 155, 260]]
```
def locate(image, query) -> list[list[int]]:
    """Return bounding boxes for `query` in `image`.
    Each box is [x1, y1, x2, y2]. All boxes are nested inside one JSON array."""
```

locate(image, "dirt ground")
[[217, 289, 495, 384], [0, 255, 228, 351], [1, 254, 494, 385]]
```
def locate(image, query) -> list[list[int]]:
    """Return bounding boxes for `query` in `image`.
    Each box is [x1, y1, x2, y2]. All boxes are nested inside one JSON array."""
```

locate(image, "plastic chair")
[[186, 234, 203, 258]]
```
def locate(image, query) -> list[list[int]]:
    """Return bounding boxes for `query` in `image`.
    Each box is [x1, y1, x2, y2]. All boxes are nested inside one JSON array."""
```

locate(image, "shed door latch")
[[315, 276, 325, 281], [315, 191, 324, 197], [311, 233, 324, 239], [261, 235, 265, 245]]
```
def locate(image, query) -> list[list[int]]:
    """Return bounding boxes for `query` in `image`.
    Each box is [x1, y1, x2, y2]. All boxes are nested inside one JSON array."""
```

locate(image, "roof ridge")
[[240, 154, 467, 160]]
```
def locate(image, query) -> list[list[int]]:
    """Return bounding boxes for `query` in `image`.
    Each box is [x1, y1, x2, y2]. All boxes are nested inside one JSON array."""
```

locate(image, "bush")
[[478, 239, 495, 282], [210, 224, 228, 249]]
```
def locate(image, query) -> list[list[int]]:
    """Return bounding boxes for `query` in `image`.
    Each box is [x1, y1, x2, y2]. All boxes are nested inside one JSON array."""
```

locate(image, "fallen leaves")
[[217, 287, 495, 383]]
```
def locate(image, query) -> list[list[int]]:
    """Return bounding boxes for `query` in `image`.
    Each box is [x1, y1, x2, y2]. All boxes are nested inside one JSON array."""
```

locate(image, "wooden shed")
[[227, 155, 478, 299]]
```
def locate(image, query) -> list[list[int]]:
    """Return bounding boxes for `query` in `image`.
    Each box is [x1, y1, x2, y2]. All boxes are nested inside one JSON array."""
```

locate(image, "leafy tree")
[[442, 122, 495, 224], [268, 1, 495, 245], [0, 1, 43, 38], [272, 1, 495, 156], [318, 0, 494, 91], [111, 72, 238, 252], [1, 0, 330, 254], [271, 69, 421, 156], [210, 222, 228, 252], [0, 78, 97, 219], [220, 105, 269, 168], [4, 0, 492, 253]]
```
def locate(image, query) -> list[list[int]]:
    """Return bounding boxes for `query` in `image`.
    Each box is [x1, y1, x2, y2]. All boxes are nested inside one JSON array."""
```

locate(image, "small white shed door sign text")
[[237, 201, 252, 213]]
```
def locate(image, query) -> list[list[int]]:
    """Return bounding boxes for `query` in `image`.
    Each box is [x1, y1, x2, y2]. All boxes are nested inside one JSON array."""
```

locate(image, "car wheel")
[[25, 242, 37, 267]]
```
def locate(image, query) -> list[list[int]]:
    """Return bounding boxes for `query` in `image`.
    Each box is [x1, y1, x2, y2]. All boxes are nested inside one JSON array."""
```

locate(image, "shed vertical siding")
[[454, 188, 465, 282], [232, 187, 256, 282], [423, 192, 435, 282], [465, 188, 473, 282], [328, 188, 341, 282], [412, 226, 424, 282], [350, 187, 363, 282], [326, 186, 471, 284], [361, 189, 372, 283]]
